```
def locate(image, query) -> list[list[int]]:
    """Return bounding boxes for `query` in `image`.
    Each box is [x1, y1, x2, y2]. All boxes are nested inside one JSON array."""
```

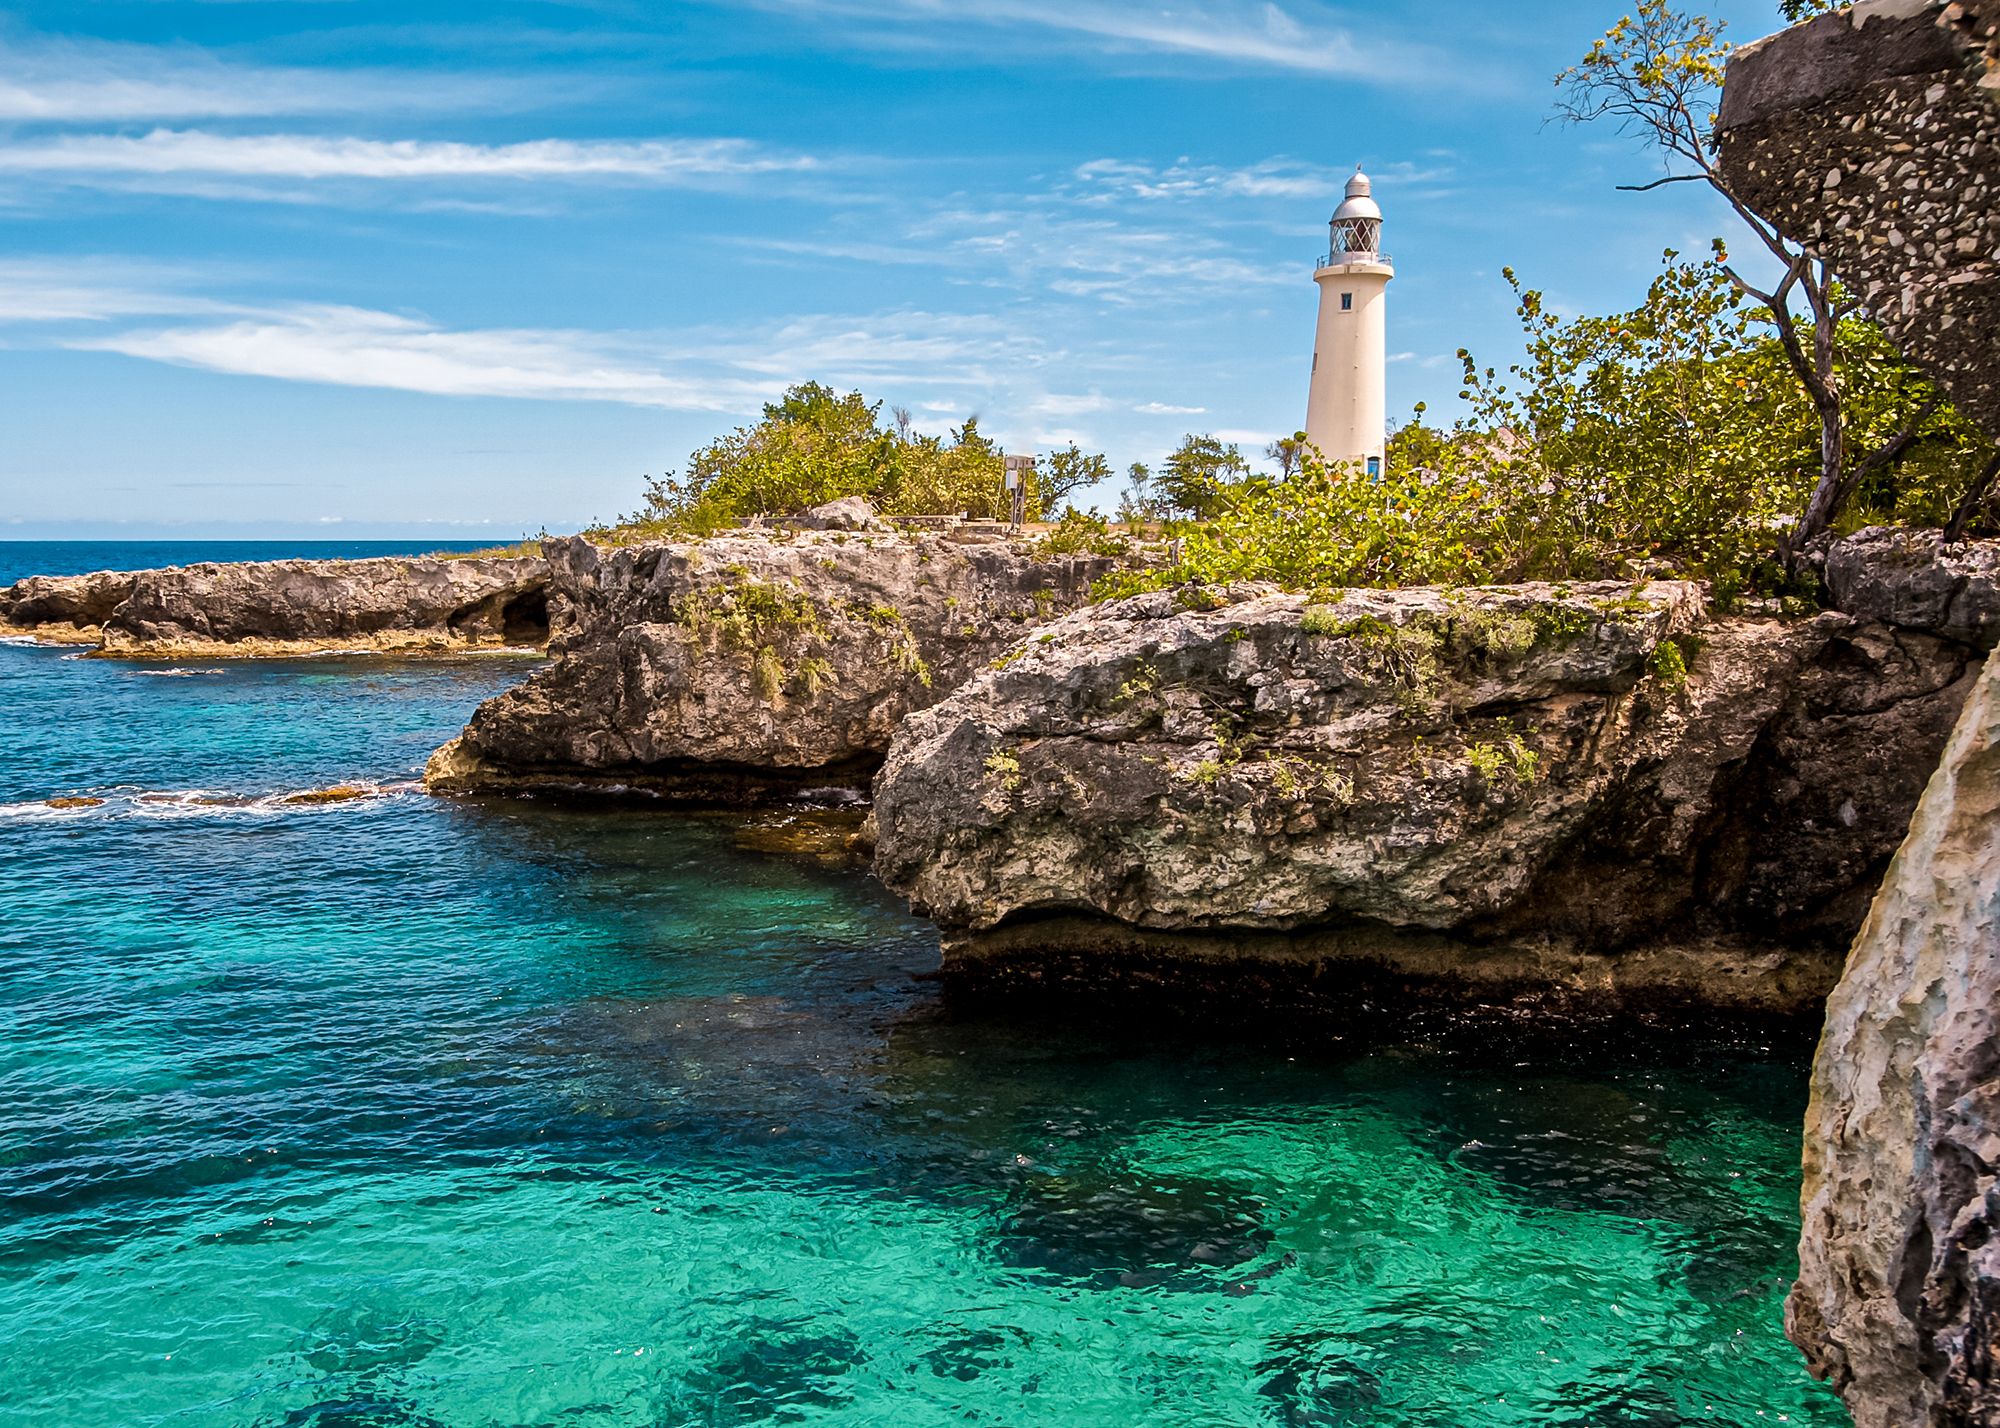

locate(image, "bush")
[[594, 384, 1116, 538], [1102, 253, 1993, 602]]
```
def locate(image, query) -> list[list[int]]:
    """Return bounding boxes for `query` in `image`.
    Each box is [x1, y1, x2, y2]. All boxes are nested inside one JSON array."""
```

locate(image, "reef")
[[0, 555, 551, 657]]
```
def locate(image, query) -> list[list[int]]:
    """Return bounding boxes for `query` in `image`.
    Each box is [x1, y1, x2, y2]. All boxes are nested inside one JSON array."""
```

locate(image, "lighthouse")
[[1305, 169, 1393, 476]]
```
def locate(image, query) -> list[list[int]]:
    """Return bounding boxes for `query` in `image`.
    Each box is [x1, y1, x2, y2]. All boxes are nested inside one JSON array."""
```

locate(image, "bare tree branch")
[[1944, 451, 2000, 545], [1616, 175, 1707, 192]]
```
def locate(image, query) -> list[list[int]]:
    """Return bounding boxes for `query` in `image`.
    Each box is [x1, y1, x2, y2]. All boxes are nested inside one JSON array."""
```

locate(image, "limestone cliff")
[[872, 580, 1982, 1017], [1788, 646, 2000, 1427], [0, 556, 550, 656], [1721, 5, 2000, 1416], [427, 531, 1144, 800]]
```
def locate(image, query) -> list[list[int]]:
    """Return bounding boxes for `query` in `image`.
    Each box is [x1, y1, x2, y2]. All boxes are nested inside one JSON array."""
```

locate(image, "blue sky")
[[0, 0, 1792, 538]]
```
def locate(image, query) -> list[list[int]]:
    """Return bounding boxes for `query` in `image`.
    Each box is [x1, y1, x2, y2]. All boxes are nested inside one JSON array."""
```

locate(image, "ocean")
[[0, 541, 1846, 1426]]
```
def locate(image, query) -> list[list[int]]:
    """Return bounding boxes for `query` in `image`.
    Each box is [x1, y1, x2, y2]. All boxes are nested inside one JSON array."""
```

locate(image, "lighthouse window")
[[1341, 292, 1353, 311]]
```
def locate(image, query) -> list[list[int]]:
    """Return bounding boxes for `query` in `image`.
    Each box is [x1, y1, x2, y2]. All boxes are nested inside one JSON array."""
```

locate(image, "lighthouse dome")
[[1331, 169, 1381, 224]]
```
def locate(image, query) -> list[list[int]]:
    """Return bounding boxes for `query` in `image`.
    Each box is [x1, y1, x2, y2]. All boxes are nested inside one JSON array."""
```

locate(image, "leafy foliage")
[[1099, 253, 1994, 601], [597, 383, 1113, 537], [1158, 434, 1251, 519], [1554, 0, 1984, 548]]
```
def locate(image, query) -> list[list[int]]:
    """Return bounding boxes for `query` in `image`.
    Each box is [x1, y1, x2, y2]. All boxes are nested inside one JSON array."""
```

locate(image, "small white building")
[[1305, 170, 1393, 476]]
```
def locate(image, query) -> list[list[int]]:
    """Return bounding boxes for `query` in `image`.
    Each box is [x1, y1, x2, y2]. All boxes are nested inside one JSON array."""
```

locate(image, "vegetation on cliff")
[[1103, 249, 1995, 599], [593, 383, 1109, 538]]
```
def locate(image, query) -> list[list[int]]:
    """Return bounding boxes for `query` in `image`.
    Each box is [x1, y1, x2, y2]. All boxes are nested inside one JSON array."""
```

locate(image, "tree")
[[1158, 434, 1251, 519], [1037, 444, 1113, 514], [1266, 435, 1309, 478], [1116, 462, 1162, 528], [1554, 0, 1987, 551]]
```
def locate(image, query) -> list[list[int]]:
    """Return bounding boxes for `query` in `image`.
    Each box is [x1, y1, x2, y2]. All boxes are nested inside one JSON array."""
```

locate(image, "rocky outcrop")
[[0, 570, 138, 642], [1717, 0, 2000, 433], [1787, 645, 2000, 1427], [1823, 525, 2000, 650], [872, 580, 1984, 1017], [427, 531, 1146, 800], [1722, 8, 2000, 1416], [0, 556, 550, 656]]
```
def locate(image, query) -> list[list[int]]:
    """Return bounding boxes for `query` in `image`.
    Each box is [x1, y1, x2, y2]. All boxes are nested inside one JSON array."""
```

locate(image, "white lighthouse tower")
[[1305, 169, 1393, 476]]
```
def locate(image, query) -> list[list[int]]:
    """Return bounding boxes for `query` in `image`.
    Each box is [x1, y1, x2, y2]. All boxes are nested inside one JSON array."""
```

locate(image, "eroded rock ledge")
[[1788, 645, 2000, 1427], [0, 555, 550, 657], [426, 531, 1148, 800], [872, 578, 1984, 1018]]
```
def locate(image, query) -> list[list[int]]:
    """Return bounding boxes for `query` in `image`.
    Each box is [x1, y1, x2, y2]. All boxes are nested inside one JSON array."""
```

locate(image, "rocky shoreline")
[[425, 529, 1151, 801], [0, 554, 551, 657], [871, 567, 1986, 1019]]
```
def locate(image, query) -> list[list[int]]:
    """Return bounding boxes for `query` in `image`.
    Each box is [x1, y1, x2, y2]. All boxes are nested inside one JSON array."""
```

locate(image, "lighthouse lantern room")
[[1305, 169, 1393, 477]]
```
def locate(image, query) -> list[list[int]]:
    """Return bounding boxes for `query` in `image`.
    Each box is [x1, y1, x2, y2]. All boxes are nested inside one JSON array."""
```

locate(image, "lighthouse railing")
[[1316, 251, 1392, 271]]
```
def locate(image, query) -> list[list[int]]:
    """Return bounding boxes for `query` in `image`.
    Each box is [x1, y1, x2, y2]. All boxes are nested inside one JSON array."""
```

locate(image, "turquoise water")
[[1, 545, 1847, 1426]]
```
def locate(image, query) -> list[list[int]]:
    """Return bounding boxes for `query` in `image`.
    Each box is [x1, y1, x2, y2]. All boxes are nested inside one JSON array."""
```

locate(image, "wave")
[[1, 782, 426, 822], [129, 668, 226, 679]]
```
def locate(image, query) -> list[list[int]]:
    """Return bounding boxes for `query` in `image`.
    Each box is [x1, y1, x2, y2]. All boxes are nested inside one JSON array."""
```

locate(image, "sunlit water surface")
[[0, 543, 1846, 1426]]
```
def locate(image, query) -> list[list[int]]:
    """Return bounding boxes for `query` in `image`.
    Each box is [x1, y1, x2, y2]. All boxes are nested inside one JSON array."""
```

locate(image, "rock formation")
[[427, 531, 1145, 800], [872, 575, 1986, 1017], [1821, 525, 2000, 650], [1787, 645, 2000, 1427], [0, 555, 550, 656], [0, 569, 138, 642], [1717, 0, 2000, 433], [1721, 6, 2000, 1417]]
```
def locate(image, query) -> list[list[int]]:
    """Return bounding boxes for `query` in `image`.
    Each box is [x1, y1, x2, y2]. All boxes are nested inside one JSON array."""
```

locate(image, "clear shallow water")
[[0, 547, 1847, 1427]]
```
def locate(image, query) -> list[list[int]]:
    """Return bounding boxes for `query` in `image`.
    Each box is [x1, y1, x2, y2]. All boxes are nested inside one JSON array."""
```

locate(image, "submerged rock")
[[0, 555, 550, 656], [427, 531, 1145, 800], [872, 581, 1981, 1016], [1787, 645, 2000, 1427]]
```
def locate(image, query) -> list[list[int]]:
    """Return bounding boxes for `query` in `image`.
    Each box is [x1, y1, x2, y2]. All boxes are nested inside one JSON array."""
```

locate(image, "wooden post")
[[1003, 454, 1035, 529]]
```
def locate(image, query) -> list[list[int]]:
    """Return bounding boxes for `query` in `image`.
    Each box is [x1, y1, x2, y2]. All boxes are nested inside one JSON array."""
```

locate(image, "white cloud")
[[734, 0, 1426, 80], [753, 206, 1290, 302], [1072, 157, 1343, 204], [1135, 401, 1207, 415], [1071, 155, 1459, 206], [0, 130, 819, 184], [0, 257, 234, 323], [0, 34, 522, 121], [72, 305, 779, 411], [1, 260, 1265, 457]]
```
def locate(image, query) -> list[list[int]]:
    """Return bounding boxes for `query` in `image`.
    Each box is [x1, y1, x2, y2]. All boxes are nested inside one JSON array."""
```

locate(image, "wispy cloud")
[[731, 0, 1428, 79], [0, 263, 1054, 421], [72, 306, 781, 411], [0, 33, 526, 121], [1070, 155, 1455, 205], [0, 130, 821, 185], [1135, 401, 1207, 415], [752, 204, 1290, 302], [0, 257, 236, 323], [1072, 157, 1345, 203]]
